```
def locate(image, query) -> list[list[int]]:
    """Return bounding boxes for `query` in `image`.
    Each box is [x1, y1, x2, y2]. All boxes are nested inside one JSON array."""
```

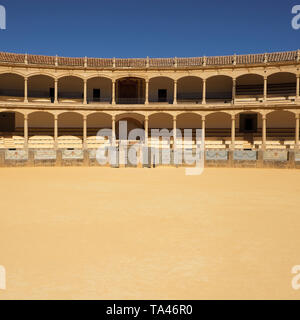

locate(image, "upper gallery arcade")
[[0, 50, 299, 106]]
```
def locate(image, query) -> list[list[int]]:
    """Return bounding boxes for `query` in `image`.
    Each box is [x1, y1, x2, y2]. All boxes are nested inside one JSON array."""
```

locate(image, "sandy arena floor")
[[0, 167, 300, 300]]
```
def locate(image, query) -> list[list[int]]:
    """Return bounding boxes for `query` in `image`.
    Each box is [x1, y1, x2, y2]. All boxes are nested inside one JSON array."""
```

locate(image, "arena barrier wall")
[[0, 148, 299, 169]]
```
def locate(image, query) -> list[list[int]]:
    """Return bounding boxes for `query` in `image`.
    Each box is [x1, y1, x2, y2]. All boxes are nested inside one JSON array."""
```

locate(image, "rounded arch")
[[86, 74, 112, 81], [236, 73, 264, 99], [58, 76, 83, 101], [267, 72, 297, 98], [267, 70, 297, 77], [148, 75, 175, 81], [267, 110, 295, 128], [0, 110, 25, 138], [116, 112, 145, 122], [28, 75, 55, 102], [87, 112, 112, 134], [116, 77, 145, 104], [206, 111, 231, 129], [116, 117, 144, 140], [177, 76, 203, 103], [177, 112, 202, 129], [58, 112, 83, 138], [236, 73, 264, 81], [149, 76, 174, 103], [27, 72, 55, 80], [206, 75, 233, 103], [0, 73, 24, 100], [87, 77, 112, 103], [115, 75, 146, 82], [0, 71, 25, 77], [28, 111, 54, 137], [57, 74, 84, 80], [149, 112, 173, 129]]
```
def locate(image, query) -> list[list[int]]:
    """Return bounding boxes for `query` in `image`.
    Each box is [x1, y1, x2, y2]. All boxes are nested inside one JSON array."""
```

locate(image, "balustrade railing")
[[0, 50, 298, 69]]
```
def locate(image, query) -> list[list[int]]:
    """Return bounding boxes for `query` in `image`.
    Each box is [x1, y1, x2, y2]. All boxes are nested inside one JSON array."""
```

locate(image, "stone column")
[[83, 79, 87, 104], [296, 75, 300, 100], [83, 115, 87, 149], [262, 114, 267, 150], [173, 115, 177, 149], [202, 79, 206, 104], [24, 77, 28, 103], [112, 80, 116, 104], [112, 115, 116, 146], [145, 80, 149, 105], [231, 114, 236, 149], [264, 76, 267, 102], [296, 113, 299, 149], [54, 114, 58, 149], [24, 114, 28, 148], [173, 80, 177, 104], [54, 79, 58, 103], [232, 78, 236, 104], [144, 115, 149, 146], [202, 116, 206, 149]]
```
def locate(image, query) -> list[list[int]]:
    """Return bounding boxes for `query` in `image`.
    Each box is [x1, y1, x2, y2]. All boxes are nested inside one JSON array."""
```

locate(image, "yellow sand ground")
[[0, 167, 300, 300]]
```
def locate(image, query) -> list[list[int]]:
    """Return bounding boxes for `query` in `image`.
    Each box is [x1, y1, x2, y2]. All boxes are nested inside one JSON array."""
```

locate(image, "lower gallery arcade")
[[0, 109, 299, 151]]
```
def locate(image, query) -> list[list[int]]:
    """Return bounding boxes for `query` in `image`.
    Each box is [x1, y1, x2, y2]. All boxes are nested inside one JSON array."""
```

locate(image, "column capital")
[[297, 74, 300, 78], [83, 78, 87, 84], [296, 113, 300, 120], [83, 114, 87, 120], [54, 78, 58, 83], [144, 115, 149, 121], [262, 114, 267, 120], [231, 114, 236, 120], [173, 115, 177, 121], [24, 114, 28, 120], [112, 115, 116, 121], [201, 115, 206, 121], [54, 114, 58, 120]]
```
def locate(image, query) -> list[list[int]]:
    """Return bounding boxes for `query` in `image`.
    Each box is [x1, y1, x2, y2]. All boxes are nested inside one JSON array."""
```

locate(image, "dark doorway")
[[158, 89, 167, 102], [0, 113, 15, 132], [49, 88, 54, 103], [239, 114, 258, 133], [93, 88, 101, 102]]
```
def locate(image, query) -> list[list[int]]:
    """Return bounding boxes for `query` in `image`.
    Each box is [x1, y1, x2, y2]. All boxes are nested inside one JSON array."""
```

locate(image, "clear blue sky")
[[0, 0, 299, 58]]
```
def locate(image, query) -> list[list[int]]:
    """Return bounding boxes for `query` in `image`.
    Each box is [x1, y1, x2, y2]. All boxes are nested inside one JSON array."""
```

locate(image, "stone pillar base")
[[28, 149, 34, 167], [56, 150, 62, 166], [83, 150, 89, 166], [289, 150, 296, 169]]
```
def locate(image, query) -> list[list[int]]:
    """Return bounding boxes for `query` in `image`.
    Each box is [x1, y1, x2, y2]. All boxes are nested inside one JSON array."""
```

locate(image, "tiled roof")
[[0, 50, 298, 68]]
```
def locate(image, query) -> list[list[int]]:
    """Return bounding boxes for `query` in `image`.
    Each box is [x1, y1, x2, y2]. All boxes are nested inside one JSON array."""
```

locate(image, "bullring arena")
[[0, 50, 299, 166], [1, 51, 300, 300]]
